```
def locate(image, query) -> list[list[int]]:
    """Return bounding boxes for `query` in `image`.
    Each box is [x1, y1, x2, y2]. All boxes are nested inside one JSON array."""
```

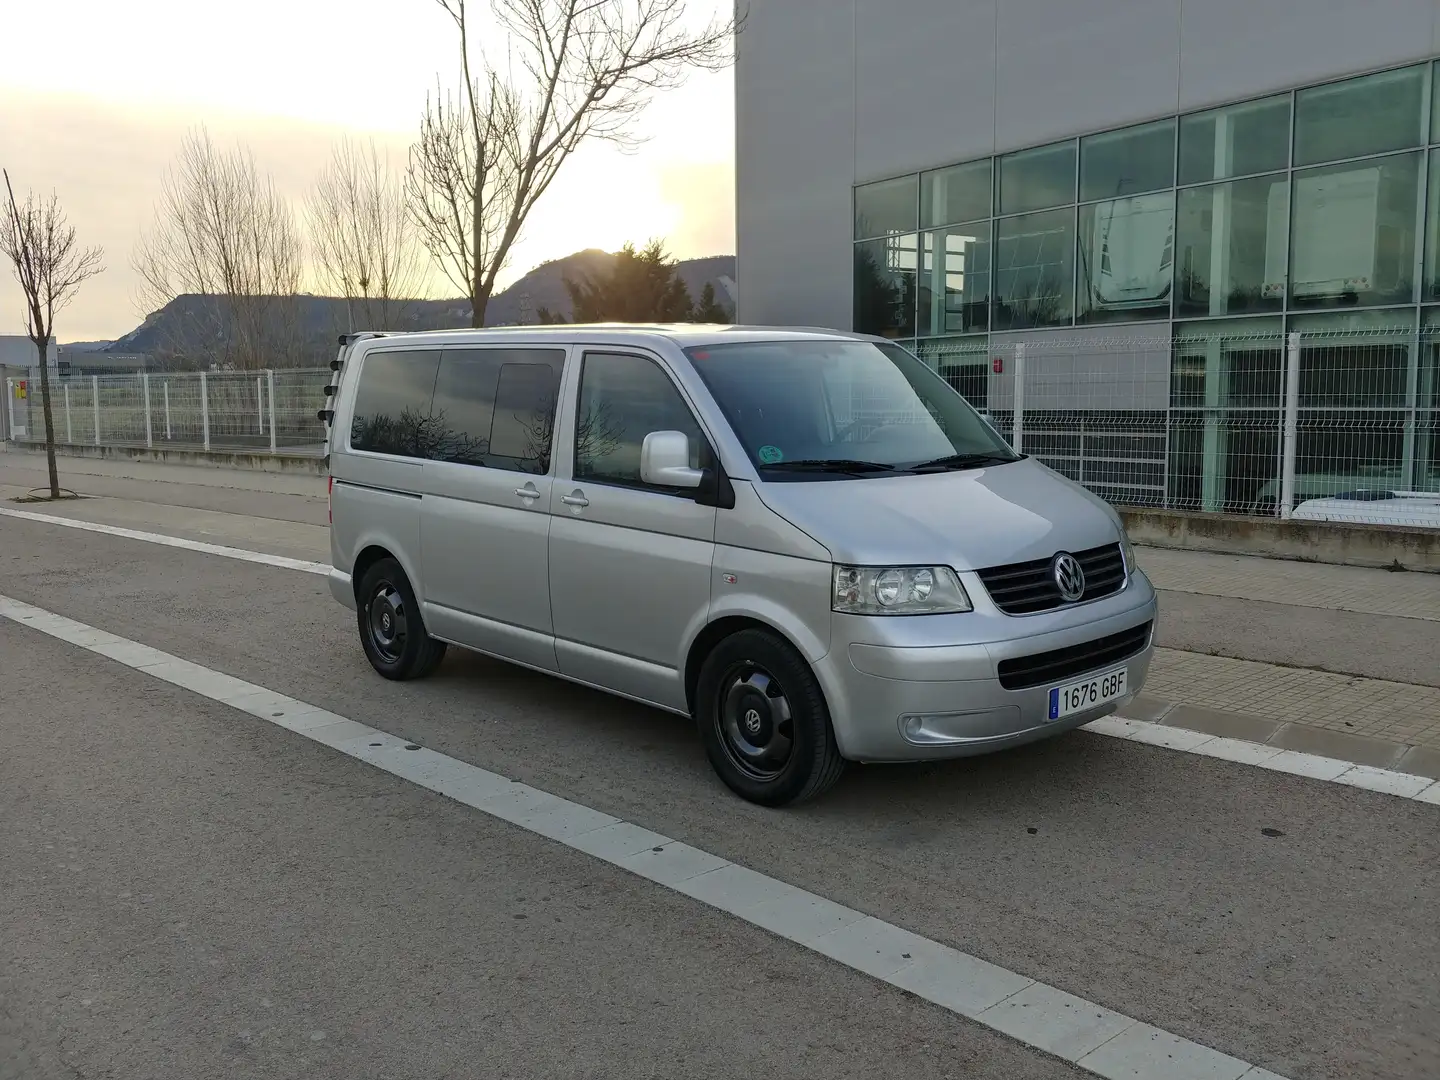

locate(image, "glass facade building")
[[852, 59, 1440, 511]]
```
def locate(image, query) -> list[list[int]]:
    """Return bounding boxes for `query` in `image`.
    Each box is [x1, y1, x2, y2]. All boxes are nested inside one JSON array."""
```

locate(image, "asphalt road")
[[2, 508, 1438, 1079]]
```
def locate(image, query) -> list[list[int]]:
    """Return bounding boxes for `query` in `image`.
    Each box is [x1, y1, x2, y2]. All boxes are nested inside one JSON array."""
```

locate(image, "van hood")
[[752, 457, 1123, 570]]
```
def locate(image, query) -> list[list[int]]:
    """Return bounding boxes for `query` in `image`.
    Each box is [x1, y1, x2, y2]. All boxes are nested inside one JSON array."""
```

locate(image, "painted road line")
[[4, 506, 1438, 802], [1090, 715, 1440, 804], [0, 592, 1287, 1080], [0, 506, 329, 575]]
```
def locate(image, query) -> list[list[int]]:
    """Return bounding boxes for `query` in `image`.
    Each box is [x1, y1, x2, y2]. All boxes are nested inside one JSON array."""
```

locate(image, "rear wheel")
[[356, 558, 446, 680], [695, 629, 846, 807]]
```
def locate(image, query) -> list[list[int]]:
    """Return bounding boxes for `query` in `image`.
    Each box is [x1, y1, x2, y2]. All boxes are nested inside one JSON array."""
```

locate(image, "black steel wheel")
[[356, 558, 447, 680], [695, 628, 845, 806]]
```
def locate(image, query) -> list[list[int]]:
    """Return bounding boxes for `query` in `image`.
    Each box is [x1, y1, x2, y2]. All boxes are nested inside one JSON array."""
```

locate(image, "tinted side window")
[[429, 348, 565, 473], [349, 350, 441, 457], [575, 352, 704, 489]]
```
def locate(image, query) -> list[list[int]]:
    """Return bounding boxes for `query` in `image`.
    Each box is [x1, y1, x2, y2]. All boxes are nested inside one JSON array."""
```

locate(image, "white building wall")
[[0, 336, 57, 369], [736, 0, 1440, 329]]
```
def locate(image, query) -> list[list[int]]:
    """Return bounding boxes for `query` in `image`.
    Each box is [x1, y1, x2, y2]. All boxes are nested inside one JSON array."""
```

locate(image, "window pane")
[[1080, 119, 1175, 201], [1077, 192, 1174, 323], [574, 353, 703, 488], [1167, 409, 1280, 513], [1425, 148, 1440, 302], [1290, 152, 1420, 309], [1294, 64, 1425, 167], [919, 223, 991, 336], [428, 349, 564, 471], [349, 350, 440, 457], [998, 141, 1076, 215], [1176, 174, 1288, 317], [855, 176, 917, 239], [1288, 310, 1415, 409], [1179, 95, 1291, 184], [490, 361, 565, 468], [1171, 318, 1286, 408], [853, 236, 918, 338], [993, 207, 1075, 329], [921, 160, 991, 227]]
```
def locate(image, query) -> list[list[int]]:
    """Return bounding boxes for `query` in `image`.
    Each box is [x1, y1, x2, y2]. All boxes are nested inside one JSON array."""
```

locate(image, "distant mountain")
[[105, 251, 737, 366], [59, 340, 114, 352]]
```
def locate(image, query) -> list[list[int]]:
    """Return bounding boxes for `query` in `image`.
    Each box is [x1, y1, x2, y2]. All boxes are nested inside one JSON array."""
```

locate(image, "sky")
[[0, 0, 735, 343]]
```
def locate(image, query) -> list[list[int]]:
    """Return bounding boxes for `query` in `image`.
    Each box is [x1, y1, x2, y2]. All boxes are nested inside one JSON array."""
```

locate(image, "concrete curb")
[[1123, 694, 1440, 780]]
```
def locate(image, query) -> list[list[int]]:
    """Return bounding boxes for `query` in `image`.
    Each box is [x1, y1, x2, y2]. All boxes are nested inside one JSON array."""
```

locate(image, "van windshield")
[[685, 340, 1020, 479]]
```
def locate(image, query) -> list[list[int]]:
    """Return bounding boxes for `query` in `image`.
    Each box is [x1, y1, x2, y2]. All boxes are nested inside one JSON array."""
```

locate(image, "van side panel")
[[329, 451, 427, 604]]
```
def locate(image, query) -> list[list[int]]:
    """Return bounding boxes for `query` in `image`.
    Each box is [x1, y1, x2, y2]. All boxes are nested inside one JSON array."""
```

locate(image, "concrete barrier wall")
[[1120, 507, 1440, 574], [8, 441, 327, 476]]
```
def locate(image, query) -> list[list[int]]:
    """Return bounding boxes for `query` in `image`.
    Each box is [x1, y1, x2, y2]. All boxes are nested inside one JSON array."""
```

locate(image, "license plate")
[[1048, 667, 1128, 721]]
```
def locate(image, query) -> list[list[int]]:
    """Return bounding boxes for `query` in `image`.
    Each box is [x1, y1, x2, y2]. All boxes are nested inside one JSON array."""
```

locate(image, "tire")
[[694, 629, 846, 807], [355, 558, 447, 680]]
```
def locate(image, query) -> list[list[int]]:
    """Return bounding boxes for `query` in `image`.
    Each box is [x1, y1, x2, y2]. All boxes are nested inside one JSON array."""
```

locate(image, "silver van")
[[322, 326, 1157, 806]]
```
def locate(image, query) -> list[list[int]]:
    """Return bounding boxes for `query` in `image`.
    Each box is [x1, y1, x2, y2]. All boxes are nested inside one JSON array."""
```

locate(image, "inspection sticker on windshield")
[[1048, 667, 1127, 721], [758, 445, 784, 464]]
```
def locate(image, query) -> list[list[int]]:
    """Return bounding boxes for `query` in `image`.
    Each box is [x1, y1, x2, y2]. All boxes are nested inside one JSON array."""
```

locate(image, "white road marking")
[[4, 505, 1437, 799], [0, 506, 329, 575], [1085, 716, 1440, 804], [0, 592, 1285, 1080]]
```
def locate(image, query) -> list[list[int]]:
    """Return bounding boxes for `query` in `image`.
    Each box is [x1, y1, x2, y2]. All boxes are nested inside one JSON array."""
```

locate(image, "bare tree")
[[1, 171, 105, 499], [307, 138, 428, 333], [408, 0, 737, 328], [133, 128, 307, 369]]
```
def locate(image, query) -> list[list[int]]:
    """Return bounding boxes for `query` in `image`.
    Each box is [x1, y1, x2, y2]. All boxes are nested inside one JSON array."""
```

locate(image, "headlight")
[[832, 565, 972, 615]]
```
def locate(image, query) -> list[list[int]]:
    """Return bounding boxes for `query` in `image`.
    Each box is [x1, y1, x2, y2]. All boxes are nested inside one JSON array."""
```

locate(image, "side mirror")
[[640, 430, 704, 489]]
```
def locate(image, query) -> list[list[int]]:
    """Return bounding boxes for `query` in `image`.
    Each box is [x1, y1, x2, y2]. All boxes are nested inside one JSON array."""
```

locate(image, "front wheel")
[[356, 558, 447, 680], [694, 629, 846, 807]]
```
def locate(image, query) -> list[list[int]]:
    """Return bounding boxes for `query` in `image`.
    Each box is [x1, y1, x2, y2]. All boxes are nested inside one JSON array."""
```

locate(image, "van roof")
[[344, 323, 880, 351]]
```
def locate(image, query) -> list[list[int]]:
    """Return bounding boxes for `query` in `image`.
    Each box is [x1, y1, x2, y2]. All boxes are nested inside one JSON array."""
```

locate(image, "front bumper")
[[814, 581, 1158, 762]]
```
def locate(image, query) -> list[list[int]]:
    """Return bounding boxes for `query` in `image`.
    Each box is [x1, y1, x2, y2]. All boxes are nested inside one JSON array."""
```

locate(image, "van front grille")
[[996, 622, 1152, 691], [976, 543, 1126, 615]]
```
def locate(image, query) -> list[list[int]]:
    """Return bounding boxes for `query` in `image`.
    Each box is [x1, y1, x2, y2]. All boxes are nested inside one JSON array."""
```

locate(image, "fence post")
[[91, 375, 101, 446], [4, 379, 13, 441], [200, 371, 211, 450], [1011, 343, 1026, 455], [266, 370, 277, 453], [1279, 331, 1301, 519], [142, 373, 153, 448], [64, 382, 73, 443], [256, 376, 264, 435]]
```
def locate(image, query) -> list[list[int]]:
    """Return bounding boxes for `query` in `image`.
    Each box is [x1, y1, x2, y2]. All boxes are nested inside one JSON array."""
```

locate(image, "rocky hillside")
[[105, 251, 737, 365]]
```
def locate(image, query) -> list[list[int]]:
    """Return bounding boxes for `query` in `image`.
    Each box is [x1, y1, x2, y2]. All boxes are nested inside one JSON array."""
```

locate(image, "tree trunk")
[[471, 287, 488, 329], [33, 339, 60, 498]]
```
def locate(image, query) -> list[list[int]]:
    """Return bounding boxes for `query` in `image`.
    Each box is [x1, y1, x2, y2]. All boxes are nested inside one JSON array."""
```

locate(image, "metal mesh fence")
[[4, 368, 329, 456], [3, 335, 1438, 528]]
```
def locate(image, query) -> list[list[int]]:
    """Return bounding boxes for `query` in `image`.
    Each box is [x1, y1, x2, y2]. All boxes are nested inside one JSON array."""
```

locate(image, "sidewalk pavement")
[[1133, 547, 1440, 774], [3, 450, 1438, 775]]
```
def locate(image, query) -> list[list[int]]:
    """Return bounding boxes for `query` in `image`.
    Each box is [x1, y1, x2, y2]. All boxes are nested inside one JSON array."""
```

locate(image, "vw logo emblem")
[[1052, 552, 1086, 602], [381, 613, 392, 631], [743, 708, 763, 735]]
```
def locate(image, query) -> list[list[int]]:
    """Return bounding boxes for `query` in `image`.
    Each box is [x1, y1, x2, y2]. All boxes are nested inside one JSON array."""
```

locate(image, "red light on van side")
[[692, 351, 710, 360], [328, 475, 333, 524]]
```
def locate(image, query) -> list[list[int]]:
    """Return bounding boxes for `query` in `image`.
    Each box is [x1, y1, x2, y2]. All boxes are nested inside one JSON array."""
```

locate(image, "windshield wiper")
[[762, 458, 896, 474], [907, 452, 1020, 473]]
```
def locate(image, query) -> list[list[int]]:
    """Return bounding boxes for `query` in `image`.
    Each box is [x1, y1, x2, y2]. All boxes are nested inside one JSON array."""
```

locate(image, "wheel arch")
[[684, 615, 822, 715]]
